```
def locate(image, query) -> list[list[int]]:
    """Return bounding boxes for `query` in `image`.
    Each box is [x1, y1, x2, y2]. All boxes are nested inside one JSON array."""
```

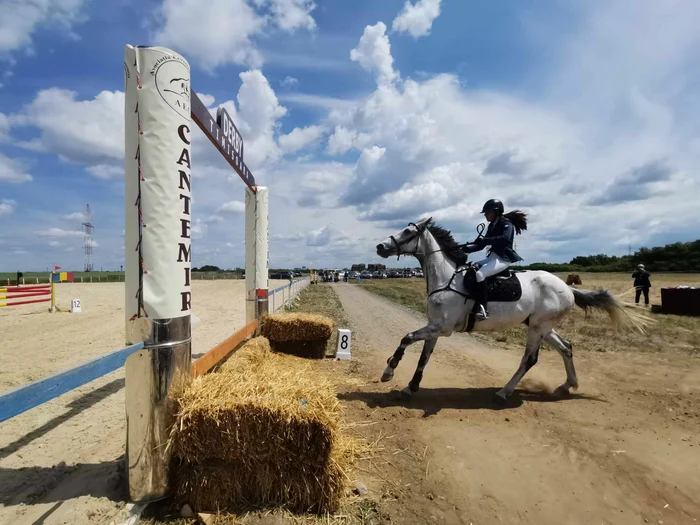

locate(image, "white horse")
[[375, 217, 651, 404]]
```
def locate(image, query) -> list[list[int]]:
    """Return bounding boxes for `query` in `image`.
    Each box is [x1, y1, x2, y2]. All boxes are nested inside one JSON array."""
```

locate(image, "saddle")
[[458, 265, 523, 333], [461, 266, 523, 303]]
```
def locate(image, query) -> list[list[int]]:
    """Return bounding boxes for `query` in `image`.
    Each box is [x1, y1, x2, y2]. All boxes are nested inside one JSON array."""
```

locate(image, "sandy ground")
[[330, 283, 700, 525], [0, 280, 288, 525]]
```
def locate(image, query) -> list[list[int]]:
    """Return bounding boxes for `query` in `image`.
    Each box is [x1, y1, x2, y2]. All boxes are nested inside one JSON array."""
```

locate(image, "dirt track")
[[331, 283, 700, 525]]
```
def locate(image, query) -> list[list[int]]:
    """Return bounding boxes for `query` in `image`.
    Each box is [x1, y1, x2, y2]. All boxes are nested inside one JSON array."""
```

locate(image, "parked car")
[[270, 271, 293, 280], [415, 270, 424, 278], [359, 270, 373, 279]]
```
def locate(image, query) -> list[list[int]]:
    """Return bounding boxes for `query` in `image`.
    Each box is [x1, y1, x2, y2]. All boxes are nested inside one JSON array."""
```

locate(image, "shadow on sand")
[[339, 386, 607, 417]]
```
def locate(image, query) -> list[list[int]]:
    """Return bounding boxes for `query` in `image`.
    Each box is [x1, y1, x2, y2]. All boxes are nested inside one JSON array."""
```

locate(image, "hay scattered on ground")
[[262, 313, 334, 342], [169, 337, 351, 514]]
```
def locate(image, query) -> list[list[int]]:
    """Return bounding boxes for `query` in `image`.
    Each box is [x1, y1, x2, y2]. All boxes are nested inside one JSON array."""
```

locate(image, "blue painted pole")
[[0, 342, 144, 424]]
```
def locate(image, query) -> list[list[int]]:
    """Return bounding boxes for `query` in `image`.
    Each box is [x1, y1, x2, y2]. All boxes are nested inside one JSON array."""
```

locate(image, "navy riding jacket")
[[465, 216, 523, 263]]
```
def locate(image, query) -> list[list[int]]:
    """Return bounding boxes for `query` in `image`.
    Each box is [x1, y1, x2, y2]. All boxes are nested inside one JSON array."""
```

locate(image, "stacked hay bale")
[[261, 313, 334, 359], [169, 336, 350, 514], [566, 273, 582, 285]]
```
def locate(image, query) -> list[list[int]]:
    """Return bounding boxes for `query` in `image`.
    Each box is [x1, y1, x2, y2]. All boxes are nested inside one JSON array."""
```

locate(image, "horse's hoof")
[[400, 387, 413, 401], [380, 372, 393, 383], [492, 391, 508, 406], [553, 386, 571, 398]]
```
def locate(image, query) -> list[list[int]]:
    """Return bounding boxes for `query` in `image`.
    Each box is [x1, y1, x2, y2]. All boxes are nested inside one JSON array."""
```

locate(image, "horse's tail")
[[571, 288, 653, 333]]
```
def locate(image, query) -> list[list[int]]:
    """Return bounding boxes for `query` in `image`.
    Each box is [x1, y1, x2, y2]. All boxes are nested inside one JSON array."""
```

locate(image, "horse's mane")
[[503, 210, 528, 235], [427, 222, 467, 265]]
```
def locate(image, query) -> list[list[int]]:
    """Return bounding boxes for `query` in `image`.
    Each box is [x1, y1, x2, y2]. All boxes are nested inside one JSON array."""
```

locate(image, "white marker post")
[[336, 328, 352, 360]]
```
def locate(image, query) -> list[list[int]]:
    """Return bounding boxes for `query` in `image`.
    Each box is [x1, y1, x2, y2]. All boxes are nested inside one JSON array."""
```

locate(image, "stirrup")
[[474, 304, 489, 321]]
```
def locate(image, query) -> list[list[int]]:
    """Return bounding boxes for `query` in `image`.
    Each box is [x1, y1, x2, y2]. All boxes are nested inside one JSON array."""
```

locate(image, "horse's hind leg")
[[544, 329, 578, 396], [495, 324, 548, 403], [381, 322, 442, 383]]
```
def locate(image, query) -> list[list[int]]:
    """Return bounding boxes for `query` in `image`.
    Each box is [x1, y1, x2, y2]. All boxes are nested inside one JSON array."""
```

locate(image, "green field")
[[353, 272, 700, 355]]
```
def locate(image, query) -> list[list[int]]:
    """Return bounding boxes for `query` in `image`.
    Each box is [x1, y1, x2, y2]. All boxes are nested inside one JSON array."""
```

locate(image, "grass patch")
[[356, 273, 700, 354], [353, 279, 427, 314]]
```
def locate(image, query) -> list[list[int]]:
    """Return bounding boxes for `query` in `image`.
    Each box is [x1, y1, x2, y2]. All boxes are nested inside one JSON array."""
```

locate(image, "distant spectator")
[[632, 264, 651, 306]]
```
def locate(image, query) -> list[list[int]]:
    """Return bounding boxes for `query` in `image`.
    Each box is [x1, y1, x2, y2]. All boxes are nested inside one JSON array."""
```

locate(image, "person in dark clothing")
[[632, 264, 651, 306], [461, 199, 527, 321]]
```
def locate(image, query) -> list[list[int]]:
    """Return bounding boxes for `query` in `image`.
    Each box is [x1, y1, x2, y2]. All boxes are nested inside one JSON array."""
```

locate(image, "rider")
[[461, 199, 524, 321]]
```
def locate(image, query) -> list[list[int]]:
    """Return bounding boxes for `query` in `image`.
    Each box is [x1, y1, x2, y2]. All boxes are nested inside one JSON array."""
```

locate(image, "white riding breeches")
[[474, 253, 511, 283]]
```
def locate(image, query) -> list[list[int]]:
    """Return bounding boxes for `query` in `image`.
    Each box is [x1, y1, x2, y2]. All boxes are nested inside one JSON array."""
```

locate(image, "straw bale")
[[169, 338, 349, 513], [270, 339, 327, 359], [566, 273, 582, 285], [216, 336, 270, 374], [173, 436, 350, 513], [261, 313, 334, 342]]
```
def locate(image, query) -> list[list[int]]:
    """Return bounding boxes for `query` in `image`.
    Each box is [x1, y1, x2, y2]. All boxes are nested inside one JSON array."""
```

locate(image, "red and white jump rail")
[[0, 285, 52, 308]]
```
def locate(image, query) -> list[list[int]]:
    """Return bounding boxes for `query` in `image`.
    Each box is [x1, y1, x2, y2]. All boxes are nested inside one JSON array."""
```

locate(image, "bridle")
[[388, 221, 444, 260]]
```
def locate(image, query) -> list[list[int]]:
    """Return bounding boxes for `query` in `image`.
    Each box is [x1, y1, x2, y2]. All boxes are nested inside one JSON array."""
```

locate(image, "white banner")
[[124, 45, 192, 338]]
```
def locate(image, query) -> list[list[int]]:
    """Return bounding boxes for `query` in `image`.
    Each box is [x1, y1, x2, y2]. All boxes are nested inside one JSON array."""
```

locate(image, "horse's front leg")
[[401, 337, 438, 400], [381, 322, 443, 383]]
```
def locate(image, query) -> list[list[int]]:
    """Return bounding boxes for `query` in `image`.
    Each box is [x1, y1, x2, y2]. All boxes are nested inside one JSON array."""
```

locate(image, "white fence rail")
[[269, 277, 310, 313]]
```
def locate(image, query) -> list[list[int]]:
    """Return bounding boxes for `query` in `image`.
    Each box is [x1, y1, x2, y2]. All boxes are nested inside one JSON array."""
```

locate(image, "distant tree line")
[[512, 240, 700, 273]]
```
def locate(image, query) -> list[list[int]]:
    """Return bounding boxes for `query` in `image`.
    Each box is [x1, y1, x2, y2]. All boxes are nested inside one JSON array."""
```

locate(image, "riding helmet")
[[481, 199, 504, 214]]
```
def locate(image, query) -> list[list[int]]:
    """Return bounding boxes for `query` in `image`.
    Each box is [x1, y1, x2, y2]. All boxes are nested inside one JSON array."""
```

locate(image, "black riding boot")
[[474, 279, 489, 321]]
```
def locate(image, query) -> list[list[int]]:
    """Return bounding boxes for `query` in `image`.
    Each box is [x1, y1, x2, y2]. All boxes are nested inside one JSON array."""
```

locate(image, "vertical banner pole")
[[123, 44, 193, 503], [245, 186, 269, 326]]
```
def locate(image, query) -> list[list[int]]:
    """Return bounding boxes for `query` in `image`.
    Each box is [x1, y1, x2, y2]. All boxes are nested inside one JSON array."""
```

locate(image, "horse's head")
[[376, 216, 432, 259]]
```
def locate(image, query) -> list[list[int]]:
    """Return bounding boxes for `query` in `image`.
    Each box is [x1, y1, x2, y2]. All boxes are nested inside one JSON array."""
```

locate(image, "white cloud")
[[12, 88, 124, 164], [235, 69, 287, 168], [198, 93, 216, 107], [191, 219, 207, 239], [217, 200, 245, 213], [0, 0, 87, 55], [38, 228, 84, 238], [154, 0, 265, 69], [0, 199, 15, 216], [0, 154, 33, 183], [259, 0, 316, 32], [281, 76, 299, 88], [277, 92, 357, 111], [306, 225, 331, 246], [392, 0, 442, 38], [326, 126, 371, 155], [86, 164, 122, 180], [61, 212, 85, 221], [278, 125, 325, 154], [153, 0, 316, 70], [314, 2, 700, 263], [350, 22, 398, 86]]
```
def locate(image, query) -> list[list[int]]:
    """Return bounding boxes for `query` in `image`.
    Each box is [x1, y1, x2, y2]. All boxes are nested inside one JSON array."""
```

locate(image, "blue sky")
[[1, 0, 699, 271]]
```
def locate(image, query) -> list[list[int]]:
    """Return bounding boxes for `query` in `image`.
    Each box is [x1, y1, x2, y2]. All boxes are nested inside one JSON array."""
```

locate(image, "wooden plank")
[[0, 342, 144, 423], [191, 320, 258, 378]]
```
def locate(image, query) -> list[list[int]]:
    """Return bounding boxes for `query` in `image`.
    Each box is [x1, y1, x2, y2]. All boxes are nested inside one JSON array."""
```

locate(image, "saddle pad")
[[487, 273, 522, 302]]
